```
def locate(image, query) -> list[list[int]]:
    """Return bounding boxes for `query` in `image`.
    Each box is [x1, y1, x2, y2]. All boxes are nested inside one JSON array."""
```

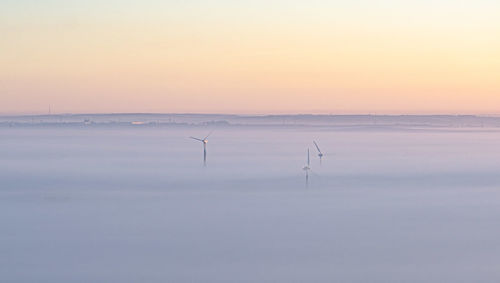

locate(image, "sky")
[[1, 0, 499, 114]]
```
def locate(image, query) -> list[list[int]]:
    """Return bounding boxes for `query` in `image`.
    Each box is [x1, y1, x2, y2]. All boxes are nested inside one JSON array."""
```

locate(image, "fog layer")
[[2, 126, 500, 282]]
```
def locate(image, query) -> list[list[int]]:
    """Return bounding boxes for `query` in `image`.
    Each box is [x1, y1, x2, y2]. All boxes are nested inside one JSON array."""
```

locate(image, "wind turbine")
[[302, 148, 311, 186], [313, 141, 324, 164], [190, 131, 212, 166]]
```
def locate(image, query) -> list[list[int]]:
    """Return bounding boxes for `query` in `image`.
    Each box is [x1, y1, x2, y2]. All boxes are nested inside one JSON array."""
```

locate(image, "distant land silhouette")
[[1, 113, 500, 128]]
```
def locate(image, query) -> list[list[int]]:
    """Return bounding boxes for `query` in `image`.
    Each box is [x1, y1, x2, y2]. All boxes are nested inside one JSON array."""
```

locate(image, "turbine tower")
[[302, 148, 311, 186], [190, 131, 212, 166]]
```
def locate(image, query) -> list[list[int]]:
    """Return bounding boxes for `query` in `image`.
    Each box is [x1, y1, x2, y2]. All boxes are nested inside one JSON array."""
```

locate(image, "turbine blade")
[[313, 141, 322, 154], [204, 130, 214, 140], [307, 148, 310, 166], [190, 137, 204, 142]]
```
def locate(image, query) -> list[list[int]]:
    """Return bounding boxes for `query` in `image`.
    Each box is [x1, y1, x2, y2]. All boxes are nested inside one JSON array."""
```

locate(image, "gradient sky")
[[1, 0, 499, 114]]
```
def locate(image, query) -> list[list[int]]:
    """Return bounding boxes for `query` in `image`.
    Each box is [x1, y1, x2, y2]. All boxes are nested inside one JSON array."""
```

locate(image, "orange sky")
[[1, 0, 499, 114]]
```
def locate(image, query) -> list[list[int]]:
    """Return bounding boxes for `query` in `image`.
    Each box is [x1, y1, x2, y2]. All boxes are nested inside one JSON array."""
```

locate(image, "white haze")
[[2, 124, 500, 282]]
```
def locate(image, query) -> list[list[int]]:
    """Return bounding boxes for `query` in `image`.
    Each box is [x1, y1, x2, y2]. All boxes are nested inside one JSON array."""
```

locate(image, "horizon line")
[[2, 112, 500, 118]]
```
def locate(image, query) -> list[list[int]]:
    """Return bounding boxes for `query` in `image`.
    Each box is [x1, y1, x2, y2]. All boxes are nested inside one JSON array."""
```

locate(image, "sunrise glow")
[[2, 0, 499, 114]]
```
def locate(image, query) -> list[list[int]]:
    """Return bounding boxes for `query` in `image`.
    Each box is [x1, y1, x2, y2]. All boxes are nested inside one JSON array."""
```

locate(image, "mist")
[[2, 120, 500, 282]]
